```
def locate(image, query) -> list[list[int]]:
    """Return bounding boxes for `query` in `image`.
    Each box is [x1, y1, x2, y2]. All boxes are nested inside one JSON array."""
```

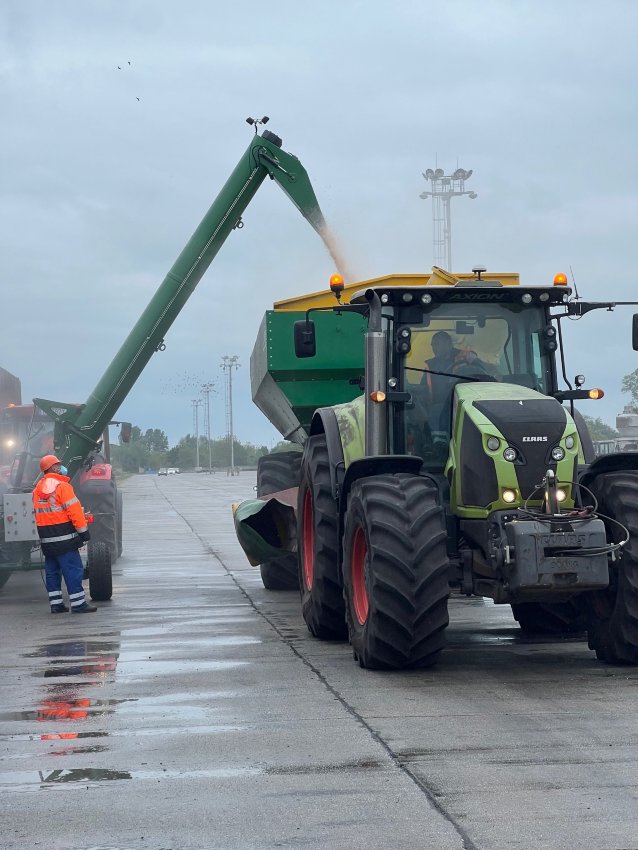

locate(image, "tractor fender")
[[309, 407, 346, 500], [570, 407, 596, 464], [336, 455, 426, 578], [78, 463, 113, 485], [579, 451, 638, 490]]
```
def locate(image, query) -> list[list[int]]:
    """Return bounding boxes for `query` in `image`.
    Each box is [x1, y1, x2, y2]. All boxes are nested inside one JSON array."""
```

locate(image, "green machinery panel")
[[251, 309, 366, 442]]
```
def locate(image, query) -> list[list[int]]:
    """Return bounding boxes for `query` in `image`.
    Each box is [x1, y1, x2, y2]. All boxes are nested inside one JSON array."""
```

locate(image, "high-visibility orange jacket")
[[32, 472, 90, 557]]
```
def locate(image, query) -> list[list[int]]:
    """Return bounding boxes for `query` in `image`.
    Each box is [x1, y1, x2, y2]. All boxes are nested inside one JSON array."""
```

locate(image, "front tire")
[[342, 474, 450, 669], [585, 472, 638, 664], [297, 434, 347, 639], [257, 452, 302, 590]]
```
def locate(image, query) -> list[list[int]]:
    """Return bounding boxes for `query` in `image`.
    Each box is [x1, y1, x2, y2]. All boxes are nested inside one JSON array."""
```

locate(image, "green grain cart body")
[[250, 309, 367, 444]]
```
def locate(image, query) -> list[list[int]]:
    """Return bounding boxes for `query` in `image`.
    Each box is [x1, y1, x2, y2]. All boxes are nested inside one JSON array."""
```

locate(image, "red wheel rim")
[[351, 526, 368, 625], [302, 489, 314, 589]]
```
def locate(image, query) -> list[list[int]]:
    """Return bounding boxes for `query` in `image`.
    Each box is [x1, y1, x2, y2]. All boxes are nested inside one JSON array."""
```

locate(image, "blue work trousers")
[[45, 549, 87, 610]]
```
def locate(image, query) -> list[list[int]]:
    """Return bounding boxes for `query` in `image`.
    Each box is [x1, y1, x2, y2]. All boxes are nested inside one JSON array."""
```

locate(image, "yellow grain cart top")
[[273, 268, 521, 312]]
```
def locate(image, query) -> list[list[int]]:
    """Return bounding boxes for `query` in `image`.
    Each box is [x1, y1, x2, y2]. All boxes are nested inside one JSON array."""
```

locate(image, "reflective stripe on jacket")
[[32, 473, 88, 556]]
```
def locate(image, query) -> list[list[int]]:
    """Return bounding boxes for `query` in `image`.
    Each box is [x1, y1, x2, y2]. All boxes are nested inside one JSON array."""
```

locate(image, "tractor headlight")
[[502, 489, 517, 503], [565, 434, 576, 450], [503, 447, 517, 462], [487, 436, 501, 451], [551, 446, 565, 461], [556, 488, 567, 502]]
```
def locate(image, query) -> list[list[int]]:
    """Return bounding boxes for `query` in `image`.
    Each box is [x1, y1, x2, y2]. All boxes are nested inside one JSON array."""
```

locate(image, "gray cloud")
[[2, 0, 638, 444]]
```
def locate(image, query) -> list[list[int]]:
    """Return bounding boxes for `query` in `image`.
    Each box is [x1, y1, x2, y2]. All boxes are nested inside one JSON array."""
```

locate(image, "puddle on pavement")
[[0, 765, 261, 791], [1, 724, 243, 743], [45, 744, 109, 756], [114, 659, 248, 677], [24, 640, 121, 658], [0, 697, 135, 723]]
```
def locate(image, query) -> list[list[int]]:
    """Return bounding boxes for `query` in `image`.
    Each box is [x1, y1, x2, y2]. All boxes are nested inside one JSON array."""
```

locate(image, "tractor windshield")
[[12, 407, 56, 488], [397, 301, 555, 467]]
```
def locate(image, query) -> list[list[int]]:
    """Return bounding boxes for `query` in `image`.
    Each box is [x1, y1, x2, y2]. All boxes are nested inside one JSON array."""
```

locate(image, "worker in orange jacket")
[[32, 455, 97, 614]]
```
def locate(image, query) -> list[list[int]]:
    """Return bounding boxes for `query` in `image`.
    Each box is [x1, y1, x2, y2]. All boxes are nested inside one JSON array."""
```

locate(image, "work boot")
[[50, 604, 69, 613], [72, 602, 97, 613]]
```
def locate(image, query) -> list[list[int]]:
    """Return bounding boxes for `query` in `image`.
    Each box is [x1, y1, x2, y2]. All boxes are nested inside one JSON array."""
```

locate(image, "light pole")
[[201, 382, 216, 472], [191, 398, 203, 469], [220, 355, 240, 473], [420, 167, 477, 271]]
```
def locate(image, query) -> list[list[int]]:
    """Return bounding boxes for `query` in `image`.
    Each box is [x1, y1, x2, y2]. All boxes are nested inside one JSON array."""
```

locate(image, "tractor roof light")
[[521, 293, 532, 304], [330, 274, 345, 301], [588, 388, 604, 400], [421, 292, 433, 305], [553, 272, 568, 286]]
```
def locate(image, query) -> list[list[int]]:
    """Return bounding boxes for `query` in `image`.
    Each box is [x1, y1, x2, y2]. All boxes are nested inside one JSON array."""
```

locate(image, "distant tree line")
[[110, 426, 298, 473]]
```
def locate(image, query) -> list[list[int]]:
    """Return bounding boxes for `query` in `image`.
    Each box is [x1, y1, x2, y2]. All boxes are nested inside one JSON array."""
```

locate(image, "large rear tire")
[[257, 452, 302, 590], [585, 472, 638, 664], [87, 540, 113, 601], [116, 489, 123, 559], [80, 479, 118, 563], [297, 434, 347, 639], [342, 474, 449, 669], [511, 600, 586, 634]]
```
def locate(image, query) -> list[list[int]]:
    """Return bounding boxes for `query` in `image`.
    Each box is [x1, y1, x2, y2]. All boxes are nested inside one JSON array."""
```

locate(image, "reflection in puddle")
[[24, 641, 121, 659], [0, 766, 262, 791], [46, 745, 108, 756], [1, 724, 242, 744], [0, 698, 134, 724]]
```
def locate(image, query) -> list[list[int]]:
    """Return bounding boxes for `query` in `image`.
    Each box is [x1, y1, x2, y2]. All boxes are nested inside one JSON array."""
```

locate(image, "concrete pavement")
[[1, 471, 637, 850]]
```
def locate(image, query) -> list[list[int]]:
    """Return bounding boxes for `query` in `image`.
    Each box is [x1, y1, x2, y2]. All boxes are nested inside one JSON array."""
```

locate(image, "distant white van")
[[158, 468, 168, 476], [167, 467, 179, 475]]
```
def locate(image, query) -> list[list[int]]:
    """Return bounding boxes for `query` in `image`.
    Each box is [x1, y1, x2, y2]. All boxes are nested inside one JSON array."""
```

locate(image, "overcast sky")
[[2, 1, 638, 448]]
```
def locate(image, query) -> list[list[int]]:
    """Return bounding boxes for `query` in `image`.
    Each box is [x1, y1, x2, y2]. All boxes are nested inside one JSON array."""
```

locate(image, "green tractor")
[[236, 268, 638, 668]]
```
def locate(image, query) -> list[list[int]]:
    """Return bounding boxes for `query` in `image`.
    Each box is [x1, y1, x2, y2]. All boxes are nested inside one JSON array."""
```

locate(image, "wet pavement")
[[1, 472, 637, 850]]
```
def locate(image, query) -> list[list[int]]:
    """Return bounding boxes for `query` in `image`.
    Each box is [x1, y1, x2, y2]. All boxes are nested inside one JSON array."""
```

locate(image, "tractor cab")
[[376, 284, 565, 470], [0, 404, 53, 491]]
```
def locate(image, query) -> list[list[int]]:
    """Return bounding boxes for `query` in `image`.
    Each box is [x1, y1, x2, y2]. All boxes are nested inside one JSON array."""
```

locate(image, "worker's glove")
[[79, 529, 91, 543]]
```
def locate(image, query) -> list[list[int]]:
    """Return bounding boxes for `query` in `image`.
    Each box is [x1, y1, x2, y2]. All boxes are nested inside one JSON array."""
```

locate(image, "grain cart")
[[2, 125, 328, 598], [235, 268, 638, 668]]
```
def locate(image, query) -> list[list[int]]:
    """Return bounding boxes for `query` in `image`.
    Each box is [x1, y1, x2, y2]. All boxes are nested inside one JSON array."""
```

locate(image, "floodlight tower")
[[191, 398, 203, 468], [221, 355, 240, 471], [201, 382, 216, 472], [420, 167, 477, 271]]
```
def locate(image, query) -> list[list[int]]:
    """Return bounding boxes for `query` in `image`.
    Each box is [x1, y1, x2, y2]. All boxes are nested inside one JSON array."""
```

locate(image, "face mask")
[[58, 466, 68, 476]]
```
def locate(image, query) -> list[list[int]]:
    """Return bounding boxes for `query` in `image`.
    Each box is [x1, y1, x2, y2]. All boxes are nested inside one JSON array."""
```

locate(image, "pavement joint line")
[[160, 487, 482, 850]]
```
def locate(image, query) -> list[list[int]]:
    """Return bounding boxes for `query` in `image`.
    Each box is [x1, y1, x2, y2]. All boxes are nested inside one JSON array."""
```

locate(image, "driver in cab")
[[423, 330, 486, 401]]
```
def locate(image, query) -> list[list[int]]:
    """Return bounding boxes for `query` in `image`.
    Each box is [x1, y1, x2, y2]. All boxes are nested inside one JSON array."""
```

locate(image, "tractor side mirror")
[[632, 315, 638, 351], [294, 320, 316, 358], [120, 422, 132, 444]]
